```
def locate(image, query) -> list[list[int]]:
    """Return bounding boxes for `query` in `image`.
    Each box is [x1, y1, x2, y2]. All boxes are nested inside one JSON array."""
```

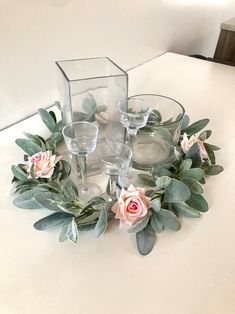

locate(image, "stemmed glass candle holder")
[[118, 98, 151, 151], [62, 122, 101, 201], [118, 98, 151, 187], [97, 141, 132, 200]]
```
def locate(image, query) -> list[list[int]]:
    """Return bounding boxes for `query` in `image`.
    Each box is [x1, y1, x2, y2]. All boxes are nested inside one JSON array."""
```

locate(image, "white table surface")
[[1, 52, 235, 314]]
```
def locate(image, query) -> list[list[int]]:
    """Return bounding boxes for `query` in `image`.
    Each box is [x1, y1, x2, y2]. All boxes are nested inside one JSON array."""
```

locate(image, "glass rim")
[[62, 121, 98, 139], [97, 139, 132, 158], [56, 56, 127, 82], [129, 93, 185, 125], [117, 98, 151, 117]]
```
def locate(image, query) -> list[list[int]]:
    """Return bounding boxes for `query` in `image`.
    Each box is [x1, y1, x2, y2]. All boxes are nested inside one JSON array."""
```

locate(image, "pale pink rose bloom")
[[95, 111, 109, 124], [24, 151, 61, 178], [181, 133, 208, 160], [112, 184, 150, 227]]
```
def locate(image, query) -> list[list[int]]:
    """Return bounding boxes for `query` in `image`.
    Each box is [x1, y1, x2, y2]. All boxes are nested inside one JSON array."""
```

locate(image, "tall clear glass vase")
[[56, 57, 128, 176]]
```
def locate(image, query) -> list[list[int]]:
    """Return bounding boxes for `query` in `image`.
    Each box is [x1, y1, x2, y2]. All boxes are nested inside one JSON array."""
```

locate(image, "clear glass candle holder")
[[56, 57, 128, 176], [129, 94, 185, 170]]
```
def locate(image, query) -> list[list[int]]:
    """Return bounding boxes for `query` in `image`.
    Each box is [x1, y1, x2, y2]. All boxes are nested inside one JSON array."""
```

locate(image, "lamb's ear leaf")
[[82, 94, 97, 114], [128, 216, 149, 234], [138, 174, 156, 186], [11, 165, 27, 180], [182, 118, 209, 135], [185, 143, 203, 168], [164, 179, 191, 203], [13, 188, 47, 209], [66, 218, 79, 243], [34, 212, 73, 230], [94, 207, 108, 238], [15, 139, 41, 156], [181, 114, 190, 130], [38, 108, 56, 132], [156, 209, 181, 231], [173, 203, 201, 218], [136, 223, 156, 256], [185, 192, 209, 212]]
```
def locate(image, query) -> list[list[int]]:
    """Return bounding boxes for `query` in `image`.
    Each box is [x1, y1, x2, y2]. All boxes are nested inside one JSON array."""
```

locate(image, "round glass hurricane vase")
[[97, 140, 132, 201], [118, 98, 151, 187], [129, 94, 185, 170], [62, 122, 101, 201]]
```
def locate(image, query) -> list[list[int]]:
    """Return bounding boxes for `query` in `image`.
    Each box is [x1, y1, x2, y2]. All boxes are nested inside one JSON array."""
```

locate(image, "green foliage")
[[185, 143, 203, 168], [138, 174, 156, 186], [49, 110, 57, 123], [11, 165, 27, 180], [15, 139, 41, 156], [198, 130, 212, 141], [181, 177, 204, 194], [82, 94, 96, 114], [164, 179, 191, 203], [181, 114, 190, 130], [49, 132, 63, 144], [179, 159, 192, 172], [58, 218, 79, 243], [13, 188, 47, 209], [182, 118, 209, 135], [155, 209, 181, 231], [203, 165, 224, 176], [53, 120, 65, 133], [180, 168, 205, 181], [151, 127, 172, 142], [152, 165, 172, 178], [147, 109, 162, 124], [136, 223, 156, 255], [34, 192, 64, 211], [150, 213, 164, 232], [173, 203, 201, 218], [204, 143, 220, 151], [185, 192, 208, 212], [94, 207, 108, 237], [34, 212, 74, 230], [38, 108, 56, 132], [128, 216, 149, 233], [66, 218, 79, 243], [46, 140, 56, 152], [155, 176, 171, 190], [10, 108, 224, 255], [151, 198, 161, 212], [23, 132, 44, 147]]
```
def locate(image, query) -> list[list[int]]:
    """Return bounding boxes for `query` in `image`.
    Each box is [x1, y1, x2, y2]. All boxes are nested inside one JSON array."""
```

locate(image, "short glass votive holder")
[[128, 94, 185, 170]]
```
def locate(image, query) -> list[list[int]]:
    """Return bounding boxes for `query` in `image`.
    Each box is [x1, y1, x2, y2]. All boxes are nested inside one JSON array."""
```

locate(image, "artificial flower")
[[23, 150, 61, 178], [112, 184, 150, 227]]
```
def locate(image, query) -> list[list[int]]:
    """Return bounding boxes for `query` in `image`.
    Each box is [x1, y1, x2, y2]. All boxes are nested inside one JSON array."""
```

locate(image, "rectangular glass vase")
[[56, 57, 128, 175]]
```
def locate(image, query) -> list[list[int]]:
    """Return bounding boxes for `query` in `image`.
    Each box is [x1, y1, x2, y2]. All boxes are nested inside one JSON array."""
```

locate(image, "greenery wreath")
[[11, 108, 223, 255]]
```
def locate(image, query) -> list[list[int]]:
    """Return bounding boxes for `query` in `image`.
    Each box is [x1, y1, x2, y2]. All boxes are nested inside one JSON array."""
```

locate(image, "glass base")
[[132, 132, 175, 170], [77, 183, 102, 202]]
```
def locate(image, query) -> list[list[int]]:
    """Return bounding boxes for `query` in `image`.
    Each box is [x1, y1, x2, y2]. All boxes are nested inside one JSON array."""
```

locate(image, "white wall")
[[1, 0, 234, 129]]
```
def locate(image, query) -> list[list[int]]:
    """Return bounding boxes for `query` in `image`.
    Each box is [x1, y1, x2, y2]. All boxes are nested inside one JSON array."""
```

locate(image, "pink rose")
[[112, 185, 150, 227], [23, 151, 61, 178], [181, 133, 208, 160]]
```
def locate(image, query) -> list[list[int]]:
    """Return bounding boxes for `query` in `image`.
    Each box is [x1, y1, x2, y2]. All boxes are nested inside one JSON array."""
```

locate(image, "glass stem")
[[77, 155, 88, 192], [109, 175, 118, 199], [127, 130, 137, 168], [127, 130, 137, 151]]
